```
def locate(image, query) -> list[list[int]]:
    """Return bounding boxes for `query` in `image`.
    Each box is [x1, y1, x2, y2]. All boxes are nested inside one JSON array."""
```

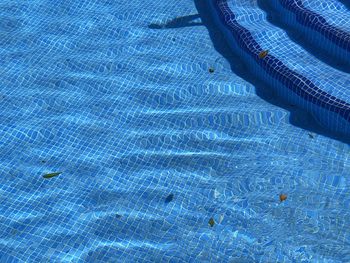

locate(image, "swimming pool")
[[0, 0, 349, 262]]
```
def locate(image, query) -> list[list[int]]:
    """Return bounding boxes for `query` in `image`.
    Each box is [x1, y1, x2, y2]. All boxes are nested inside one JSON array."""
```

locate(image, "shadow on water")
[[148, 14, 202, 29], [148, 1, 350, 144], [257, 0, 350, 74]]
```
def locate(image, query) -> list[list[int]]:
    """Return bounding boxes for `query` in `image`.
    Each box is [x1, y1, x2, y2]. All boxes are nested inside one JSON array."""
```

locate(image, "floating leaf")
[[279, 194, 287, 202], [258, 50, 269, 59], [43, 172, 62, 179], [208, 217, 215, 227]]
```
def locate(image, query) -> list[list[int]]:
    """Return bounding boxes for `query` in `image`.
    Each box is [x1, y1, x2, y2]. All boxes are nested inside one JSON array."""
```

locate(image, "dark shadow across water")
[[148, 14, 202, 29]]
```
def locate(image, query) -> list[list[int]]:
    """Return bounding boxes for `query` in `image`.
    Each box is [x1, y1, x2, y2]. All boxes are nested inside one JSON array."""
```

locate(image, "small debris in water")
[[115, 214, 122, 219], [279, 194, 287, 202], [214, 188, 220, 199], [209, 67, 215, 73], [172, 37, 176, 42], [41, 160, 46, 163], [308, 133, 315, 139], [208, 217, 215, 227], [258, 50, 269, 59], [165, 193, 174, 203], [43, 172, 62, 179], [218, 214, 224, 224]]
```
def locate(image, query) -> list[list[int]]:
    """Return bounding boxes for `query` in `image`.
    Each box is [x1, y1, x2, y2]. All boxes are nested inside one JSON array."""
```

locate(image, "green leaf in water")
[[43, 172, 62, 179]]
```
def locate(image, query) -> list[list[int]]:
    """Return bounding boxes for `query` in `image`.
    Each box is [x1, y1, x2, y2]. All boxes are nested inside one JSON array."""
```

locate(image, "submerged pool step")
[[270, 0, 350, 72], [206, 0, 350, 137]]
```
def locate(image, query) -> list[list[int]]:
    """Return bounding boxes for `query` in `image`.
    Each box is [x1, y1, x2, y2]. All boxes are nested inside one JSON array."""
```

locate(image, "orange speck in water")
[[258, 50, 269, 59], [279, 194, 287, 202]]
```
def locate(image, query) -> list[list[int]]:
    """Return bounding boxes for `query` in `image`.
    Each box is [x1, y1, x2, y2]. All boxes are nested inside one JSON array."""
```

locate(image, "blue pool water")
[[0, 0, 349, 262]]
